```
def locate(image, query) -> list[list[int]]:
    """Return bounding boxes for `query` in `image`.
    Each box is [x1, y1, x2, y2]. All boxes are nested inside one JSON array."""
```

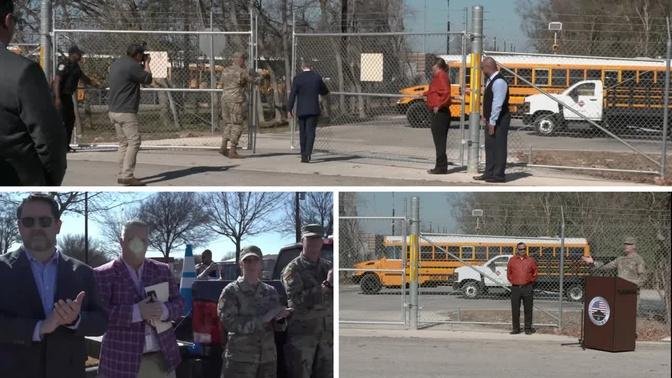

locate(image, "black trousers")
[[299, 115, 319, 158], [484, 112, 510, 179], [430, 108, 451, 170], [511, 283, 534, 331], [60, 94, 76, 148]]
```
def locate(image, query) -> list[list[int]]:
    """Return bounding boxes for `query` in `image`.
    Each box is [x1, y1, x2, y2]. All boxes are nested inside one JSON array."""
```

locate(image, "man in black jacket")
[[0, 0, 67, 186], [287, 60, 329, 163], [0, 193, 108, 378]]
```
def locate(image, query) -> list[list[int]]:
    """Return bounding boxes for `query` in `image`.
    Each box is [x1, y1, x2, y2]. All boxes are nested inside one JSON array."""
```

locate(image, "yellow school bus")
[[351, 234, 591, 294], [400, 52, 671, 128]]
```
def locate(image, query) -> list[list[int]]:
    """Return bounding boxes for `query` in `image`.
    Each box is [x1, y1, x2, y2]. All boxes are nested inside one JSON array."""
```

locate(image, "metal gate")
[[339, 216, 410, 327]]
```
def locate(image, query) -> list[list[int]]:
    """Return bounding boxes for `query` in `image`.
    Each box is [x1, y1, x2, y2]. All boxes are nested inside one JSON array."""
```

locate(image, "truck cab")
[[523, 80, 605, 136]]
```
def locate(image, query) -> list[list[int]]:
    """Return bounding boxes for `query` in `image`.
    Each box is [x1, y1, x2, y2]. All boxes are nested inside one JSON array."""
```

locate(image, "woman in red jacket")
[[424, 57, 453, 174]]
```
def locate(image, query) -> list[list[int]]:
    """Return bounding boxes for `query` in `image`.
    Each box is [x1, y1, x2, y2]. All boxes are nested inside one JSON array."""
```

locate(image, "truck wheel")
[[566, 284, 584, 302], [406, 101, 431, 128], [360, 273, 382, 294], [462, 281, 482, 299], [534, 113, 559, 136]]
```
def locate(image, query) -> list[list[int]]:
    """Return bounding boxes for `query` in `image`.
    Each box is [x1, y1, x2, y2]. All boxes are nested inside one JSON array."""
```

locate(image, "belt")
[[511, 283, 530, 287]]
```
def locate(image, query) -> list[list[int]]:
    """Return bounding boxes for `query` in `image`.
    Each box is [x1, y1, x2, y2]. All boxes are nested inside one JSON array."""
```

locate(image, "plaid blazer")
[[94, 258, 184, 378]]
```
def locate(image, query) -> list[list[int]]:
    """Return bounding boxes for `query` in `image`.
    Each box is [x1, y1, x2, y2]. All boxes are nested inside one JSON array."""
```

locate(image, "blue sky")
[[405, 0, 526, 51], [353, 192, 468, 235], [8, 192, 297, 262]]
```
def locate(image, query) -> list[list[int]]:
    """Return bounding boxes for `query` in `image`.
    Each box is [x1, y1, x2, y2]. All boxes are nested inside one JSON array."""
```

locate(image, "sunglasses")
[[517, 248, 526, 251], [20, 216, 55, 228]]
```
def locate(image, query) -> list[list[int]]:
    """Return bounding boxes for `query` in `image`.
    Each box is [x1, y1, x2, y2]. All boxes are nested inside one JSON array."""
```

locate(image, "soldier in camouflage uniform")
[[219, 51, 251, 159], [281, 224, 333, 378], [582, 236, 646, 310], [217, 246, 292, 378]]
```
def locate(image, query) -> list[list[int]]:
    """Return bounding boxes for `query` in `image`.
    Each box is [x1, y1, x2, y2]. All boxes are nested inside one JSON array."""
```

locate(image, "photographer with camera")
[[107, 42, 153, 186]]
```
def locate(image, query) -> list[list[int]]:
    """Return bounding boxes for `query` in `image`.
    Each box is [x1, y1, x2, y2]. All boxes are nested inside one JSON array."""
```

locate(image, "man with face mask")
[[281, 224, 333, 378], [0, 193, 107, 378], [218, 246, 292, 378], [0, 0, 67, 185], [94, 220, 184, 378]]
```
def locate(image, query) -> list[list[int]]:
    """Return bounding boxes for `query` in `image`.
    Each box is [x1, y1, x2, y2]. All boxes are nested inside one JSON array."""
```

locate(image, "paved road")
[[340, 331, 671, 378]]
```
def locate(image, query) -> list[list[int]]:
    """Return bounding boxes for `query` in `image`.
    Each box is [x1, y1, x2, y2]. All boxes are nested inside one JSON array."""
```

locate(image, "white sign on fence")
[[360, 53, 384, 82], [148, 51, 170, 79]]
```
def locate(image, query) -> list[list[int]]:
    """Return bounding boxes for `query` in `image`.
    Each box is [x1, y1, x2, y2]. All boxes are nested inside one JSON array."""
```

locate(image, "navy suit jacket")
[[288, 70, 329, 117]]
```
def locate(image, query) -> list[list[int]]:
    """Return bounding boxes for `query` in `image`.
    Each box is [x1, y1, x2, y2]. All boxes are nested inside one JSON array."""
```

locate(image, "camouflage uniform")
[[593, 237, 646, 311], [218, 276, 284, 378], [220, 60, 250, 150], [281, 254, 333, 378]]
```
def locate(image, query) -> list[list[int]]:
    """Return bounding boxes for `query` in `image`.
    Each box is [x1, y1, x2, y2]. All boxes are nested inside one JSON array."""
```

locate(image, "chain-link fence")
[[51, 11, 259, 150], [491, 36, 671, 181], [339, 193, 671, 340], [339, 216, 409, 327], [293, 31, 477, 165]]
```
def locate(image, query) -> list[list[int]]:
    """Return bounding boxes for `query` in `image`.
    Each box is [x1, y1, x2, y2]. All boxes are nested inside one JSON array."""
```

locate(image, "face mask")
[[128, 237, 147, 257]]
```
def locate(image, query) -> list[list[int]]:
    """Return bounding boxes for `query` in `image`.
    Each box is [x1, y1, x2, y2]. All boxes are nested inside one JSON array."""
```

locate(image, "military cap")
[[301, 224, 324, 239], [240, 245, 263, 261], [623, 236, 636, 245]]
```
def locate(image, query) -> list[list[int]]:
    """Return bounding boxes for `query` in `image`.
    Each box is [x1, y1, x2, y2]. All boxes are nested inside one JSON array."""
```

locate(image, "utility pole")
[[294, 192, 301, 243], [40, 0, 52, 79]]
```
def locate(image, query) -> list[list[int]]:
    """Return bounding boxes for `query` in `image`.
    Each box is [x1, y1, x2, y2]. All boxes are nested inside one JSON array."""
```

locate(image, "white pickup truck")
[[453, 254, 588, 301], [522, 79, 667, 136]]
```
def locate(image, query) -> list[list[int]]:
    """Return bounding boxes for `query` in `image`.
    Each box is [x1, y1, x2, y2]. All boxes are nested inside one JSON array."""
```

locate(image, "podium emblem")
[[588, 296, 611, 326]]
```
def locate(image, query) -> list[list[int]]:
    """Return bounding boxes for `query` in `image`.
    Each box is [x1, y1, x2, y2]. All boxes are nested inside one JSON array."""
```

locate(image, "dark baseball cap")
[[68, 45, 84, 55], [302, 224, 324, 239], [126, 42, 147, 57]]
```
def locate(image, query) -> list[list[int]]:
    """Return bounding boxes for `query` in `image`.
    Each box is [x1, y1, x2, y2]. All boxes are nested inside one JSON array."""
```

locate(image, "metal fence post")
[[459, 33, 468, 166], [409, 197, 420, 329], [661, 17, 671, 180], [401, 219, 409, 329], [290, 10, 297, 150], [559, 206, 565, 332], [467, 6, 483, 174], [40, 0, 52, 79]]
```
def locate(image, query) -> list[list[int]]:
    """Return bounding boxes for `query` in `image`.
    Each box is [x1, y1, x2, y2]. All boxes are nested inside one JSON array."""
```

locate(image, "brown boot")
[[218, 147, 229, 157], [117, 177, 146, 186], [228, 147, 242, 159]]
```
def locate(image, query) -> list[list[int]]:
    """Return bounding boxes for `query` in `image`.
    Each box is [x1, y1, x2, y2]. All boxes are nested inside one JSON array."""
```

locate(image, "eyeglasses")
[[20, 216, 54, 228]]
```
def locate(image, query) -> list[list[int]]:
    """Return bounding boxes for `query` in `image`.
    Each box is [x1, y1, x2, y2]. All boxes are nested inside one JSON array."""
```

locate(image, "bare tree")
[[202, 192, 286, 263], [280, 192, 334, 240], [58, 234, 114, 268], [138, 192, 215, 258], [0, 208, 20, 254]]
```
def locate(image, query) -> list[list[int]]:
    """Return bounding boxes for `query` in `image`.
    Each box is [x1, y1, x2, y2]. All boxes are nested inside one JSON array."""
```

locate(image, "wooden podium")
[[582, 276, 638, 352]]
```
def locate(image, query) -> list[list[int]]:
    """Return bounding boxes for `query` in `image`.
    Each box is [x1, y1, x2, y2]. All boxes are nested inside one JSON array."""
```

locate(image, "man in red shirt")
[[507, 242, 538, 335], [423, 57, 452, 174]]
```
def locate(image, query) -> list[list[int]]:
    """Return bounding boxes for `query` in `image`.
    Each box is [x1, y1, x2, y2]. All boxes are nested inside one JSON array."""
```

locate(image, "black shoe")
[[525, 328, 536, 335], [473, 175, 490, 181], [427, 168, 448, 175], [510, 330, 521, 335], [300, 156, 309, 163], [485, 177, 506, 183]]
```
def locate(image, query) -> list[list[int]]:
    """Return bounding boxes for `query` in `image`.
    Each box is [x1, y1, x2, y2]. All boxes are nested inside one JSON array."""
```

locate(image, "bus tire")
[[534, 113, 559, 136], [406, 101, 431, 128], [361, 273, 382, 294], [462, 280, 482, 299], [565, 284, 584, 302]]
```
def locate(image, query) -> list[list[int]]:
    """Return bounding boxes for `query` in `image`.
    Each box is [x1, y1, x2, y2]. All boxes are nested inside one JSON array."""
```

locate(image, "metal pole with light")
[[548, 22, 562, 54]]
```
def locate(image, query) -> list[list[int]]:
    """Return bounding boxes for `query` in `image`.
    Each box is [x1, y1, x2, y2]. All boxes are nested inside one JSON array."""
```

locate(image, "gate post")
[[409, 197, 420, 329], [467, 5, 484, 174]]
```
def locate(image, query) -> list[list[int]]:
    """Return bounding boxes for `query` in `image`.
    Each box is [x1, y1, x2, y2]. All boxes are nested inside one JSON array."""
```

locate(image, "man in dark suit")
[[0, 193, 108, 378], [287, 60, 330, 163], [0, 0, 67, 186]]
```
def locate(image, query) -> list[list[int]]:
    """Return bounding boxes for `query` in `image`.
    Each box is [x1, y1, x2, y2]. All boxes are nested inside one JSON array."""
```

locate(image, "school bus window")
[[542, 247, 553, 257], [447, 246, 460, 259], [434, 247, 447, 261], [603, 70, 619, 86], [461, 246, 475, 260], [587, 69, 601, 80], [551, 69, 567, 86], [502, 246, 513, 255], [639, 71, 653, 84], [502, 69, 515, 84], [569, 247, 584, 258], [420, 246, 434, 261], [622, 70, 636, 84], [517, 68, 532, 84], [528, 246, 541, 257], [385, 246, 401, 259], [488, 246, 501, 257], [475, 246, 487, 259], [449, 67, 460, 85], [569, 69, 585, 84], [534, 69, 550, 86]]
